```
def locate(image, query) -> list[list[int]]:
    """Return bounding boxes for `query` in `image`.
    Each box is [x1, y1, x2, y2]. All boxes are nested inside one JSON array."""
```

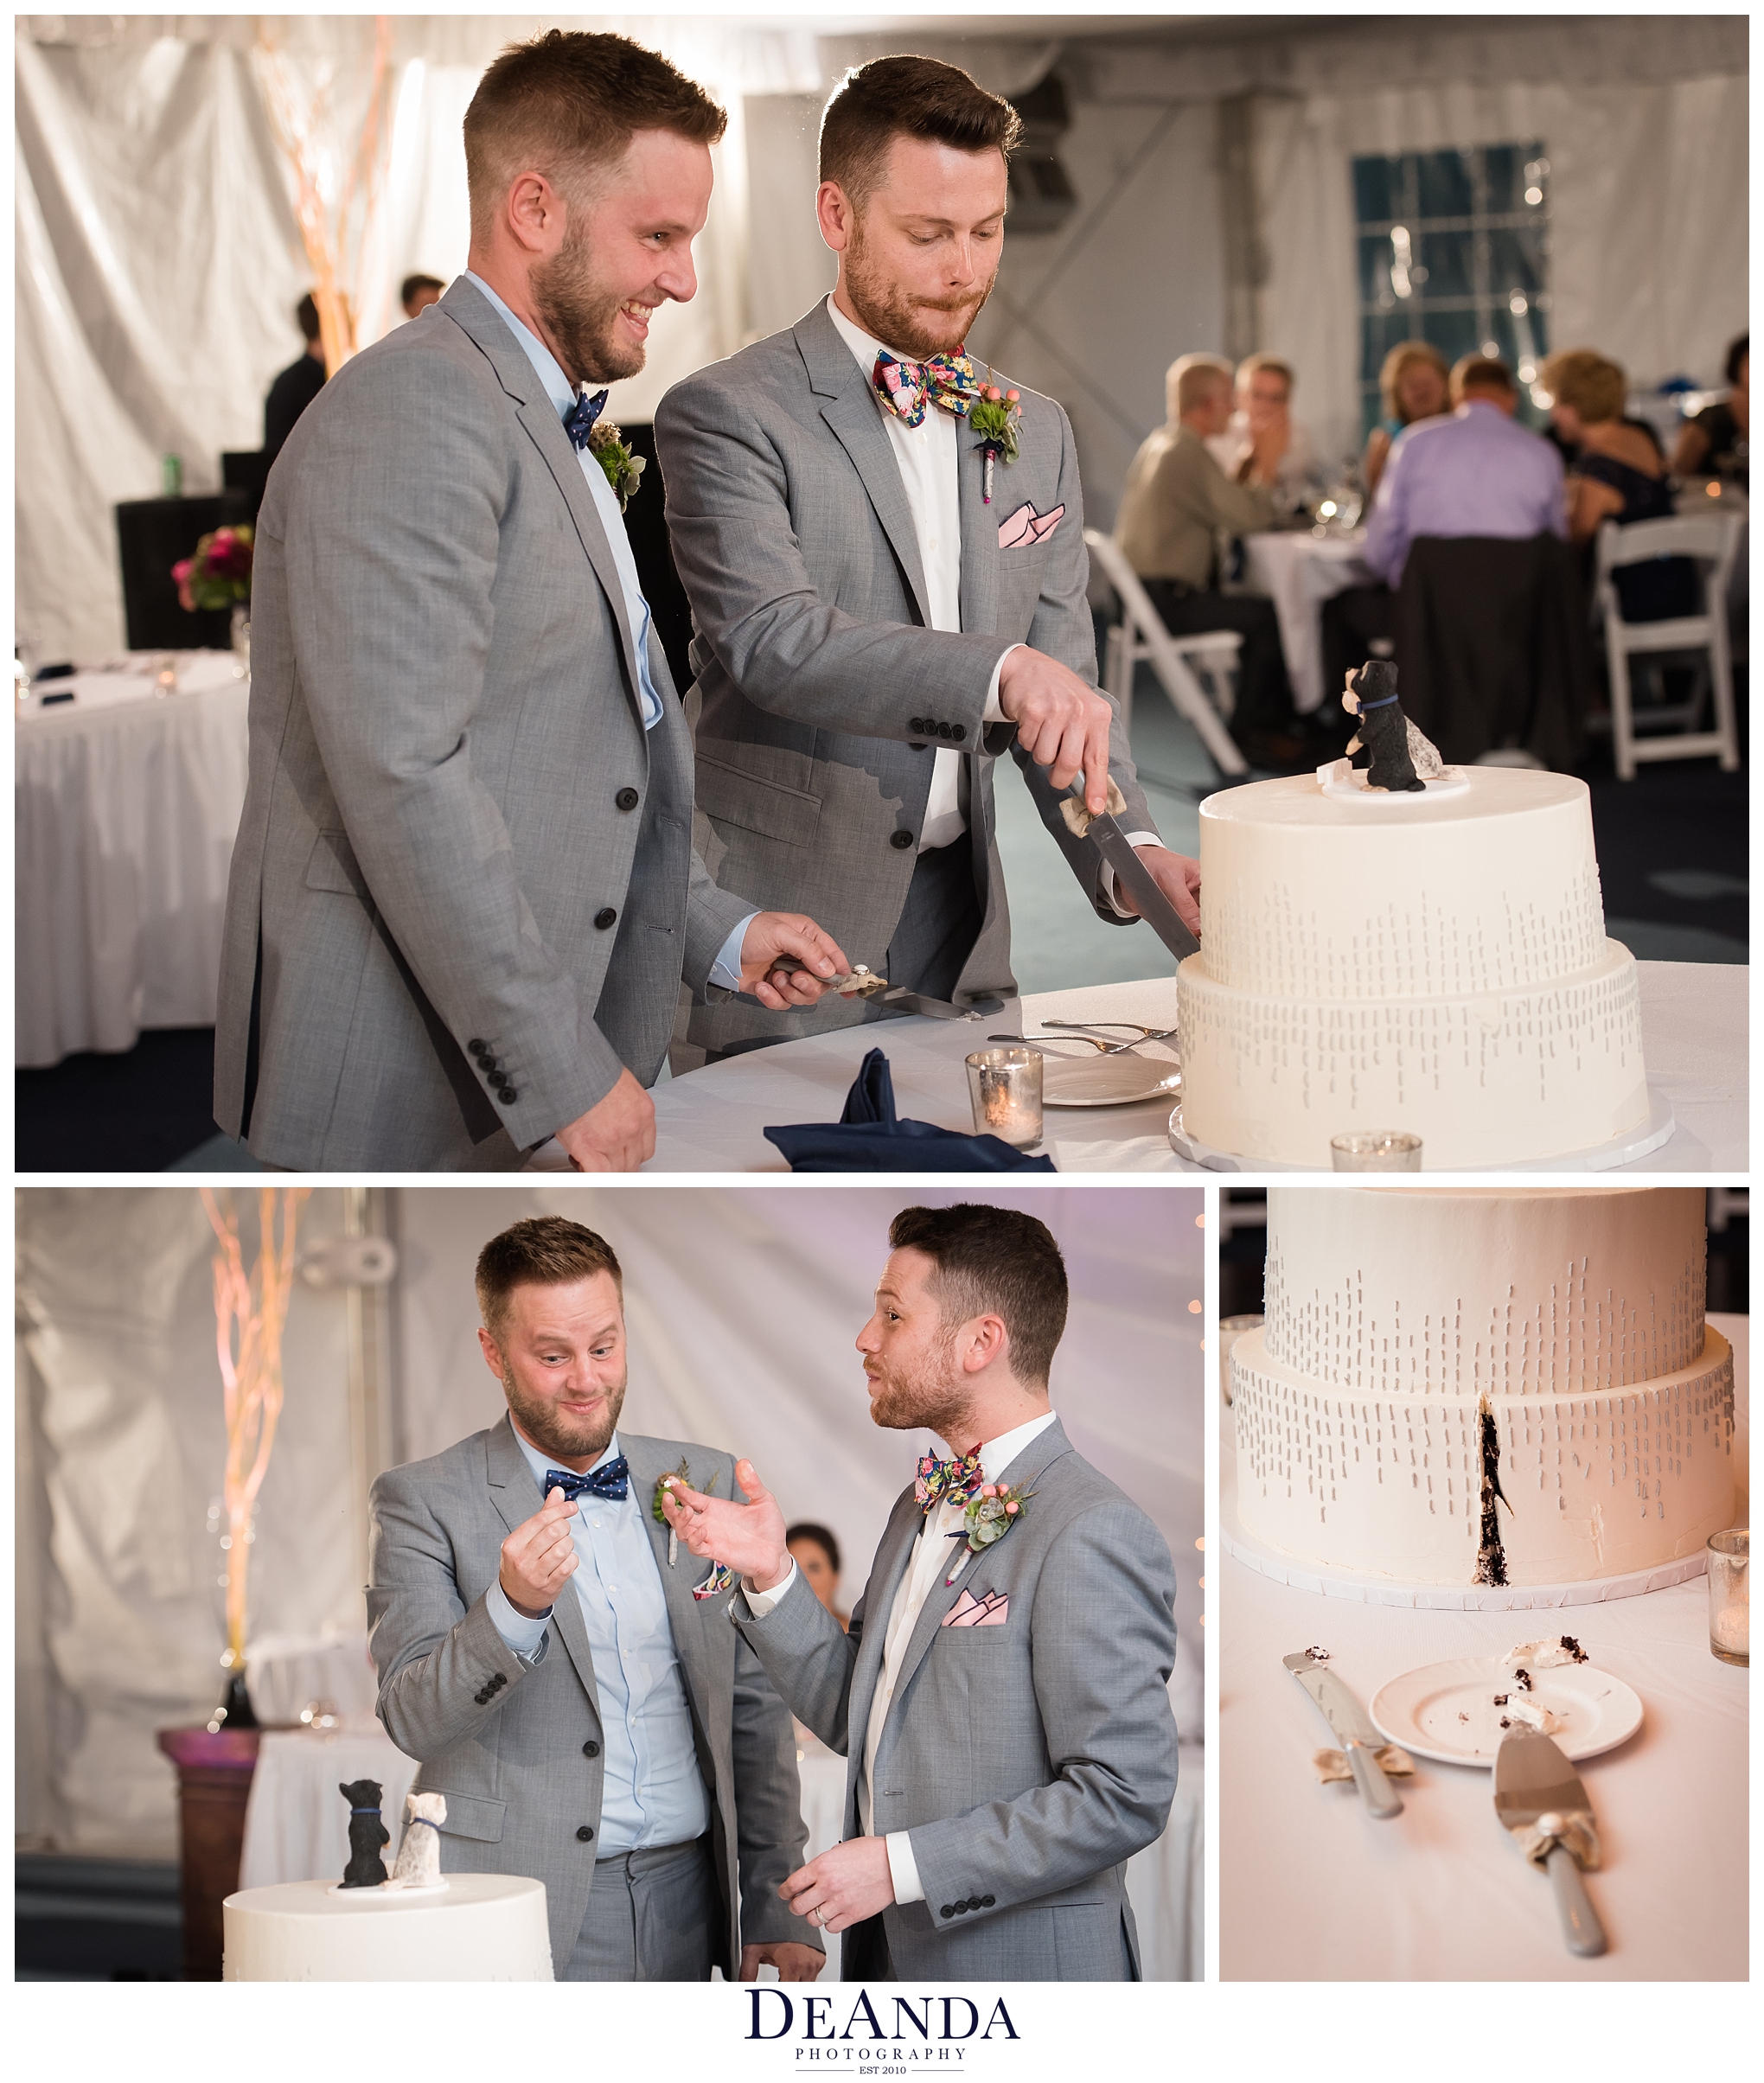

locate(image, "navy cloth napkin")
[[764, 1048, 1056, 1172]]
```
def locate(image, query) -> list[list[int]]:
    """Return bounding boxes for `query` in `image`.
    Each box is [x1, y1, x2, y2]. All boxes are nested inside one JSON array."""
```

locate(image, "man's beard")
[[499, 1359, 628, 1465], [531, 218, 646, 387], [866, 1334, 973, 1447], [841, 217, 998, 361]]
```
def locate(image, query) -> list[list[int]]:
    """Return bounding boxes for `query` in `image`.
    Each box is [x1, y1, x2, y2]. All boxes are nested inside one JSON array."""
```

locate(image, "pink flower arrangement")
[[173, 524, 254, 612]]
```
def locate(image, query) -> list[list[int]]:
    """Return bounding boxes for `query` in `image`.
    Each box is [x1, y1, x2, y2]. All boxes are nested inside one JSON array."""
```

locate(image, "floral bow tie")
[[544, 1456, 629, 1503], [563, 387, 610, 451], [914, 1448, 985, 1513], [872, 348, 983, 429]]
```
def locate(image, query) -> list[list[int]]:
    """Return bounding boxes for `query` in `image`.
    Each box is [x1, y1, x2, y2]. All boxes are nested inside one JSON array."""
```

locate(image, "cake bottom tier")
[[1230, 1325, 1735, 1587], [1176, 938, 1646, 1167], [222, 1874, 554, 1981]]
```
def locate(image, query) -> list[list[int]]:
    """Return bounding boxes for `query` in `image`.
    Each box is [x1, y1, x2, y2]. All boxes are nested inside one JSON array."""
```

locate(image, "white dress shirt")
[[464, 271, 751, 992], [746, 1407, 1058, 1907]]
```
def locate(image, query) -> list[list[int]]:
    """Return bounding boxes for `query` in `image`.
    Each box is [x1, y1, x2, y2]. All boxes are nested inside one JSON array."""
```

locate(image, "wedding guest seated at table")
[[263, 292, 328, 467], [1205, 353, 1320, 500], [1115, 353, 1305, 766], [785, 1522, 850, 1632], [400, 272, 445, 320], [1671, 332, 1748, 489], [1359, 340, 1450, 497], [1544, 347, 1699, 622]]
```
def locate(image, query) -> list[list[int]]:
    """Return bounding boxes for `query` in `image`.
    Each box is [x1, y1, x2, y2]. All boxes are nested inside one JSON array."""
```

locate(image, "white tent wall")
[[16, 1188, 358, 1856]]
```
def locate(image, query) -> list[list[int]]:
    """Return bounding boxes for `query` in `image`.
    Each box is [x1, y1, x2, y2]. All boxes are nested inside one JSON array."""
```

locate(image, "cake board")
[[1167, 1085, 1676, 1174], [1220, 1441, 1709, 1613]]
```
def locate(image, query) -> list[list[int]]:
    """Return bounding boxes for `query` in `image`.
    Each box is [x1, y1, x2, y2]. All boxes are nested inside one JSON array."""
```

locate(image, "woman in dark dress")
[[1543, 348, 1698, 622], [1671, 333, 1748, 488]]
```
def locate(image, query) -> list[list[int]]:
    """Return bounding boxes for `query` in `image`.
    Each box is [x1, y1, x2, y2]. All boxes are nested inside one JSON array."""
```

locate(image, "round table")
[[627, 965, 1747, 1173], [1219, 1317, 1748, 1981], [15, 650, 249, 1066], [1241, 528, 1374, 713]]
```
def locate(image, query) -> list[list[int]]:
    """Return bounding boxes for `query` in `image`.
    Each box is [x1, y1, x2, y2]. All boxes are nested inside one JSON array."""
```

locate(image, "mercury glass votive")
[[1707, 1529, 1748, 1666], [965, 1045, 1043, 1150], [1330, 1131, 1422, 1172]]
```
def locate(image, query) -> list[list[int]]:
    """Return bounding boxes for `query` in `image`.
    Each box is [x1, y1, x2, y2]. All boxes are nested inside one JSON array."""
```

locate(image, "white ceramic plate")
[[1369, 1656, 1643, 1767], [1040, 1053, 1181, 1109]]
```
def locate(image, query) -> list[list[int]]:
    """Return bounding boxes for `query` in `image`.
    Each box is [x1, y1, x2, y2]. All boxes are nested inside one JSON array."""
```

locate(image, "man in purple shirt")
[[1364, 355, 1567, 585]]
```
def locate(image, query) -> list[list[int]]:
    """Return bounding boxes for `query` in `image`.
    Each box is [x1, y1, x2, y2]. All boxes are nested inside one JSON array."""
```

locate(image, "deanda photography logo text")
[[745, 1989, 1020, 2063]]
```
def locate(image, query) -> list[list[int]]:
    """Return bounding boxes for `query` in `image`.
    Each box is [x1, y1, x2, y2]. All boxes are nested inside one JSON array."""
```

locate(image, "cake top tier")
[[1262, 1186, 1707, 1398], [1198, 767, 1588, 831]]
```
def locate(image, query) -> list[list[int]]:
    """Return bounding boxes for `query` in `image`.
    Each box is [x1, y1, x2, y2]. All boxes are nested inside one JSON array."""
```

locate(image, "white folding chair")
[[1594, 513, 1742, 780], [1084, 529, 1249, 776]]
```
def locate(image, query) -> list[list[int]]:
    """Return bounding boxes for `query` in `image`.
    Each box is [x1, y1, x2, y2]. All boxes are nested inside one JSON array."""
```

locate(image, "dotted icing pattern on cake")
[[1230, 1189, 1737, 1586], [1176, 770, 1650, 1167]]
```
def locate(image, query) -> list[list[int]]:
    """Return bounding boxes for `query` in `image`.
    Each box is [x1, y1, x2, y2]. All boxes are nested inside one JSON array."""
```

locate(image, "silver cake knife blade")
[[1494, 1731, 1608, 1957], [1283, 1649, 1404, 1818], [1060, 786, 1201, 963]]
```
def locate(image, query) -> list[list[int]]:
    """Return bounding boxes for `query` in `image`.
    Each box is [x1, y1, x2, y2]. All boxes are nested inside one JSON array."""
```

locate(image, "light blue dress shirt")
[[463, 271, 751, 990], [487, 1425, 710, 1855]]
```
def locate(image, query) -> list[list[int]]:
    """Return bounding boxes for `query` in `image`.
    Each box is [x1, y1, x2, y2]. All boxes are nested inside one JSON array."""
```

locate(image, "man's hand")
[[738, 914, 853, 1010], [498, 1486, 579, 1618], [555, 1068, 655, 1172], [998, 649, 1115, 815], [1117, 845, 1202, 936], [660, 1457, 789, 1589], [778, 1837, 896, 1934], [739, 1941, 826, 1983]]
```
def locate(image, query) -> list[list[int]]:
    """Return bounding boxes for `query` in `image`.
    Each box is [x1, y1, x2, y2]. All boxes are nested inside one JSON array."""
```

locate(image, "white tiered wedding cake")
[[1230, 1187, 1735, 1588], [1176, 768, 1649, 1167]]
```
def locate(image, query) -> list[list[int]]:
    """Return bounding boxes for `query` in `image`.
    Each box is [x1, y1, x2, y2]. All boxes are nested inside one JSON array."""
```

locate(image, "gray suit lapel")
[[619, 1434, 720, 1723], [844, 1492, 924, 1805], [957, 418, 1002, 640], [483, 1415, 601, 1722], [885, 1417, 1075, 1717], [795, 304, 932, 630], [440, 278, 649, 732]]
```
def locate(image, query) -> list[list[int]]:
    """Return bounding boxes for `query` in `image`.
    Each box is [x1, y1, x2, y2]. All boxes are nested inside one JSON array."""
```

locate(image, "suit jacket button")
[[909, 717, 925, 733], [500, 1087, 519, 1102], [951, 724, 967, 742], [467, 1038, 487, 1055], [582, 1740, 600, 1758], [940, 1905, 956, 1920], [595, 906, 618, 929], [481, 1055, 499, 1073], [981, 1894, 995, 1907], [890, 830, 914, 851], [577, 1825, 594, 1842], [937, 722, 953, 739], [615, 788, 639, 812]]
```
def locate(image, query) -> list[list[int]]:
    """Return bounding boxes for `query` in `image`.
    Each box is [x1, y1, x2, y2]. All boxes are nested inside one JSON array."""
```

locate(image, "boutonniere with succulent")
[[968, 383, 1022, 506], [588, 418, 646, 513], [943, 1479, 1035, 1586], [654, 1460, 718, 1567]]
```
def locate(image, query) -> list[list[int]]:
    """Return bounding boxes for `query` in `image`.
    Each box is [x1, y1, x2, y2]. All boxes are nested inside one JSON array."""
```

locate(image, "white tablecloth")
[[1241, 529, 1374, 712], [1219, 1318, 1748, 1981], [16, 650, 249, 1066], [645, 964, 1746, 1173], [240, 1722, 1203, 1980]]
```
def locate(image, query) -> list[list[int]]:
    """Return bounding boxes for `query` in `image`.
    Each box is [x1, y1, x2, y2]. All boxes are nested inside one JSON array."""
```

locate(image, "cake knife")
[[1493, 1731, 1608, 1957], [1283, 1649, 1404, 1818], [1058, 785, 1202, 963]]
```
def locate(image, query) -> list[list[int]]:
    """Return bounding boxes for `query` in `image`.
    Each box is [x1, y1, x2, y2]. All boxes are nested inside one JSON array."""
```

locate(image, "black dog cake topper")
[[339, 1778, 391, 1888], [1340, 660, 1444, 793]]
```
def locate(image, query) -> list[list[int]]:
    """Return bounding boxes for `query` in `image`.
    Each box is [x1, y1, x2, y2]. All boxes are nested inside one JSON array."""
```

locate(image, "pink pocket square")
[[943, 1588, 1010, 1627], [997, 502, 1064, 550]]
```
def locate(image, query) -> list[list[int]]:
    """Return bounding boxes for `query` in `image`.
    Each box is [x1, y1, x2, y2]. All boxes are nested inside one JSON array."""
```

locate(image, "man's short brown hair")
[[463, 29, 726, 237], [1167, 352, 1234, 419], [1452, 354, 1515, 402], [475, 1216, 623, 1341], [1237, 352, 1294, 396], [888, 1204, 1068, 1388], [819, 54, 1021, 208]]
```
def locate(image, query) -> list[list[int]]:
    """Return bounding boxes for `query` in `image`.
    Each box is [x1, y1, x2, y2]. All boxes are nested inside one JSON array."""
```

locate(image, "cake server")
[[1058, 785, 1202, 963], [1283, 1649, 1404, 1818], [1493, 1730, 1608, 1957]]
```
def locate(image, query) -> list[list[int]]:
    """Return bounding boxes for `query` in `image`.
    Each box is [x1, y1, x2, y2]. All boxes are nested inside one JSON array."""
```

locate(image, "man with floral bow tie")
[[367, 1215, 822, 1982], [663, 1203, 1179, 1980], [655, 55, 1201, 1064]]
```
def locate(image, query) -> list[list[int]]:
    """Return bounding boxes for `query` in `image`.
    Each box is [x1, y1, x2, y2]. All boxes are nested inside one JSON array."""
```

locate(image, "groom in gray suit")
[[214, 30, 847, 1169], [655, 56, 1202, 1063], [368, 1215, 823, 1981], [664, 1203, 1179, 1980]]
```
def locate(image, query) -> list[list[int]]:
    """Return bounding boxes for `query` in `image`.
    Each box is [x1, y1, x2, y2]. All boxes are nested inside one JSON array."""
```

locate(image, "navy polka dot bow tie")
[[544, 1456, 630, 1502], [564, 387, 610, 451]]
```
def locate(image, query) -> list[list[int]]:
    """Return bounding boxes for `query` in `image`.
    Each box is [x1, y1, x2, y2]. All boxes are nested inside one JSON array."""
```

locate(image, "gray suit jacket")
[[728, 1419, 1178, 1981], [368, 1417, 819, 1978], [214, 278, 753, 1167], [654, 302, 1161, 1053]]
